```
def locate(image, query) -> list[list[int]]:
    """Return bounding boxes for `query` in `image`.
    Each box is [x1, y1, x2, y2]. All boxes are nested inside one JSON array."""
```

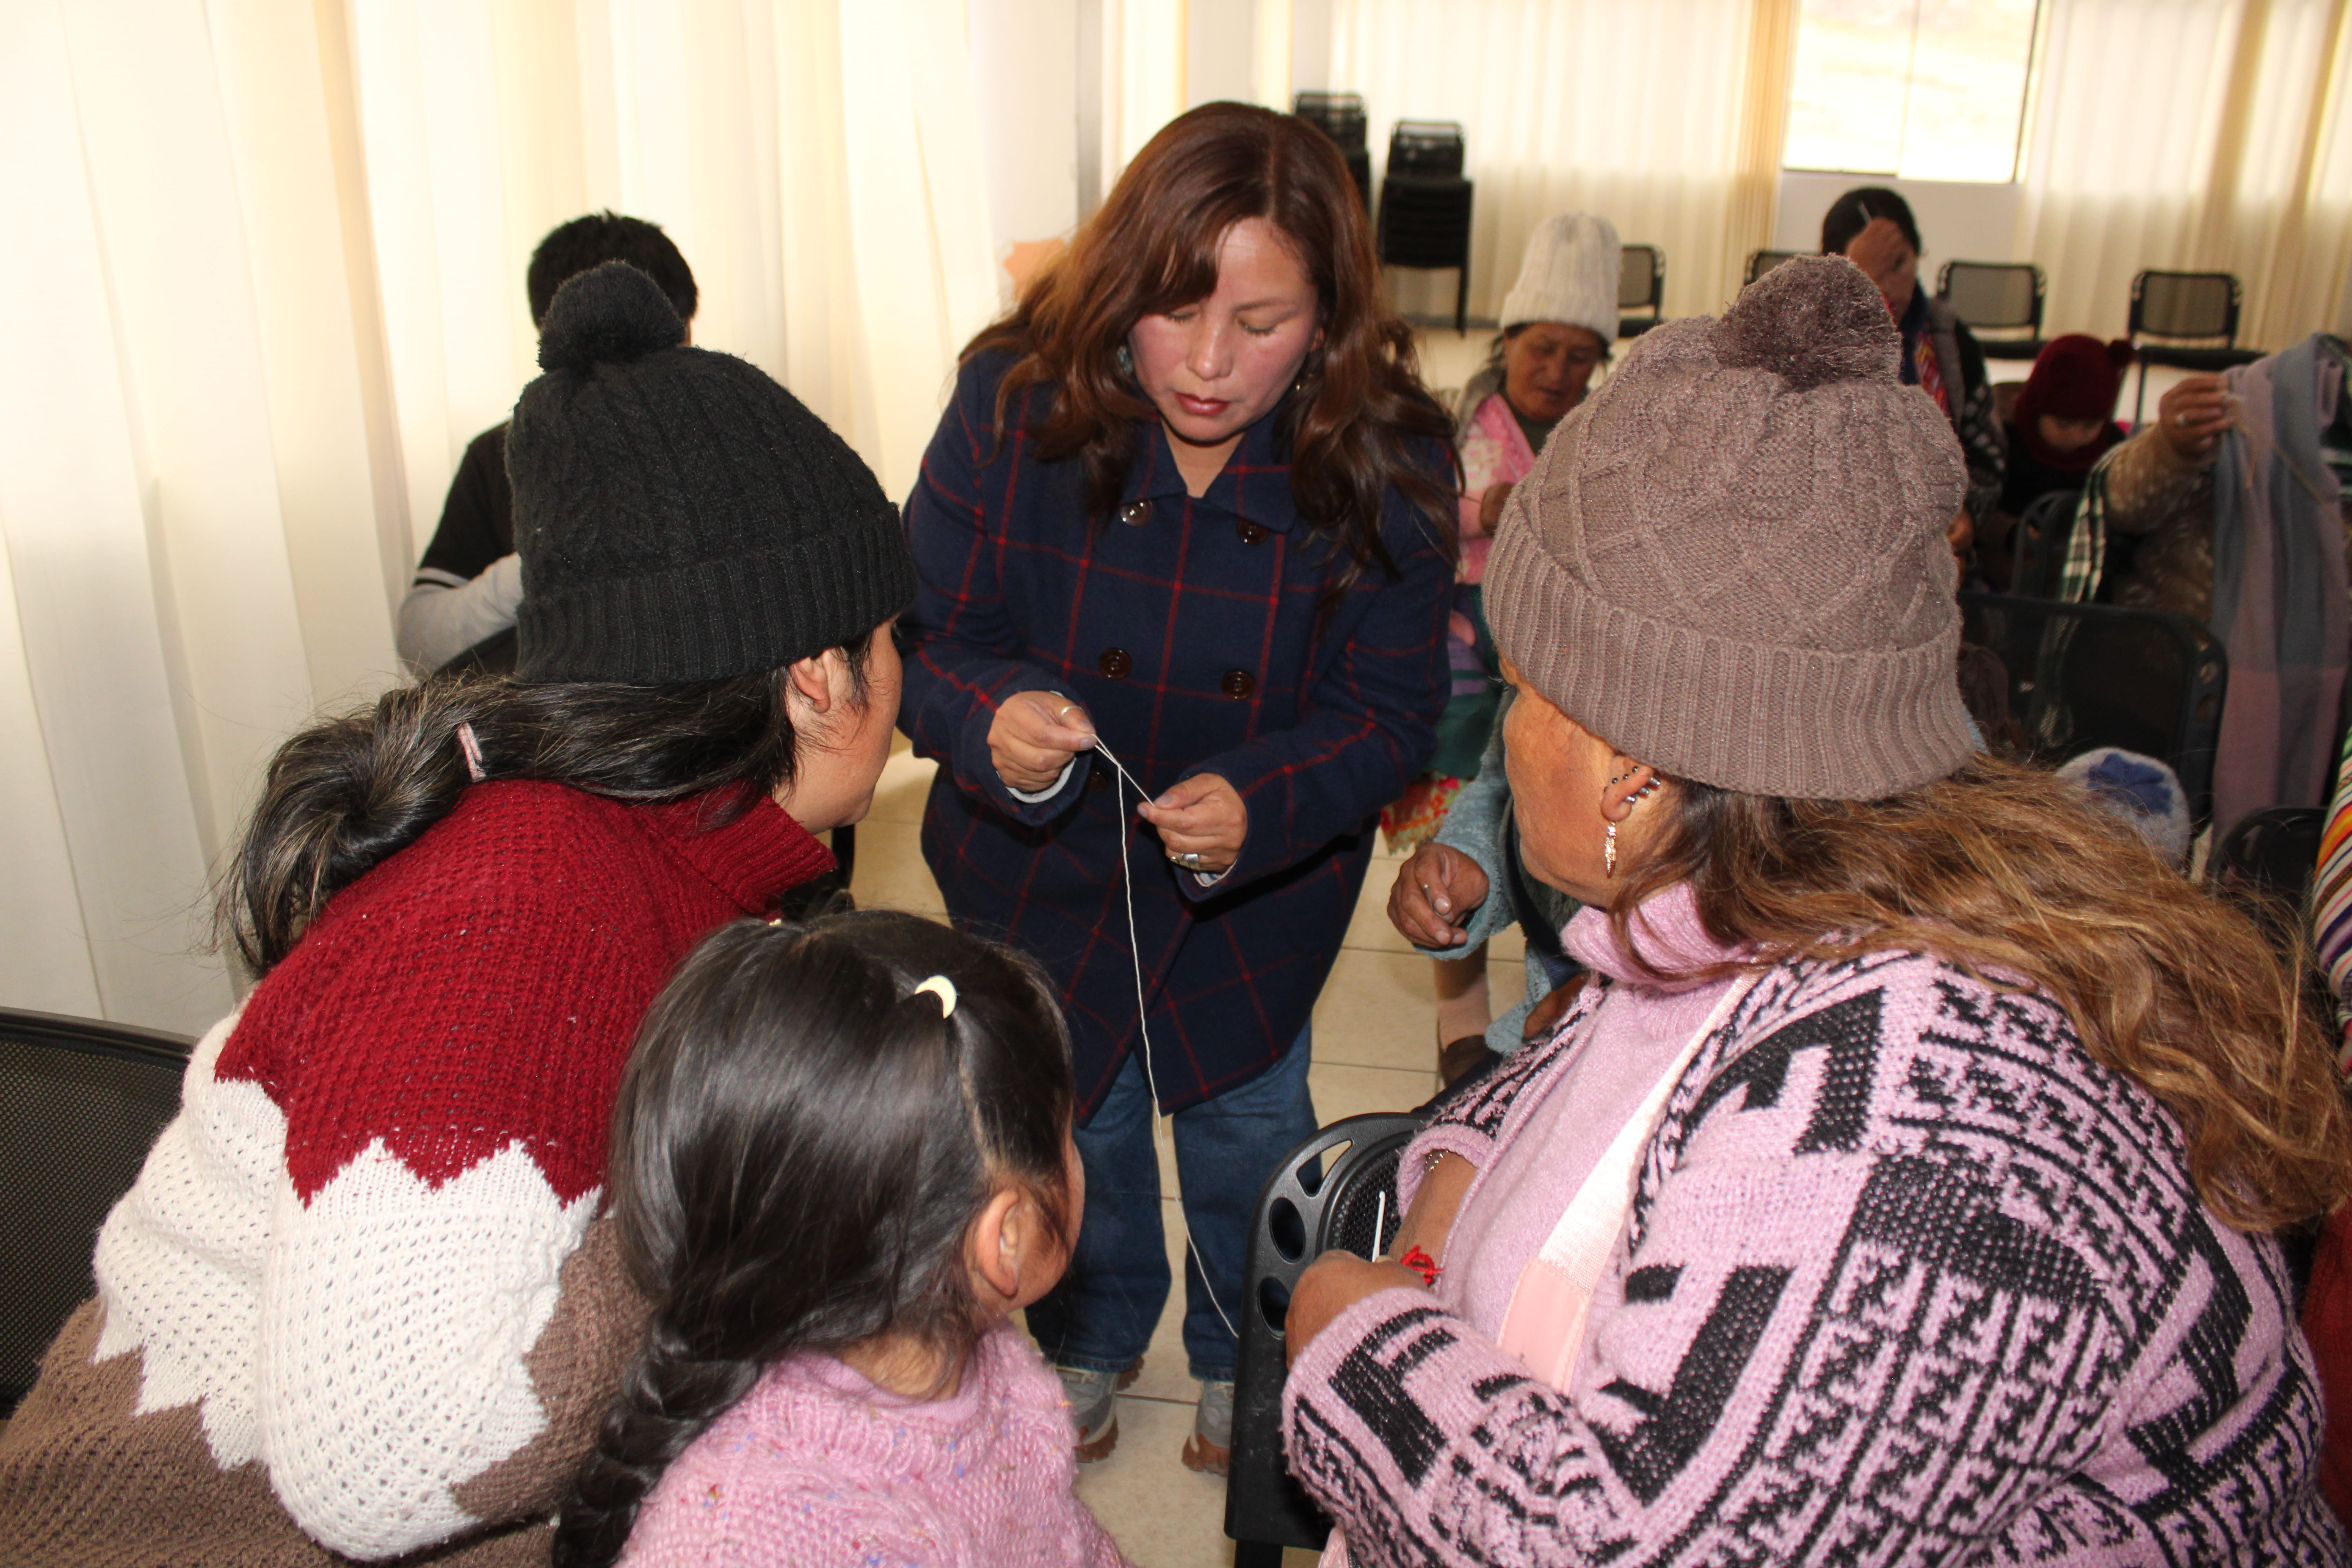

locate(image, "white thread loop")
[[912, 975, 958, 1017], [1091, 737, 1241, 1342]]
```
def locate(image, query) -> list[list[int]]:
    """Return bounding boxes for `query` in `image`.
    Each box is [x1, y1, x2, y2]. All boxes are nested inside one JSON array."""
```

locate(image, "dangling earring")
[[1604, 820, 1618, 877], [1115, 342, 1134, 378]]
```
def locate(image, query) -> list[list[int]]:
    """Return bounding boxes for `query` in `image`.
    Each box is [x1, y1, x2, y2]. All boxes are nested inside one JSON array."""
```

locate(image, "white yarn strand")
[[1090, 737, 1241, 1343]]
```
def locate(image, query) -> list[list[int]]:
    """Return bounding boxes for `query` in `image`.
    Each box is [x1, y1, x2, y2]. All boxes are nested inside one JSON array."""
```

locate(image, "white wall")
[[1186, 0, 1258, 106], [968, 0, 1082, 294], [1771, 170, 2025, 273], [1291, 0, 1333, 95]]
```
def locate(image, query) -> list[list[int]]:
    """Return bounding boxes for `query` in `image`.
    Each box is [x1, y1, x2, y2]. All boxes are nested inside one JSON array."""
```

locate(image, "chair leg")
[[2133, 359, 2149, 429], [1232, 1542, 1288, 1568], [1455, 262, 1469, 335]]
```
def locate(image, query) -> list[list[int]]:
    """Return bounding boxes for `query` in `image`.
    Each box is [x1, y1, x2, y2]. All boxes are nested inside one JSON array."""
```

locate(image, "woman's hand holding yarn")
[[988, 691, 1098, 793], [1140, 773, 1246, 874], [2156, 374, 2239, 466], [1285, 1252, 1435, 1367], [1388, 843, 1490, 949]]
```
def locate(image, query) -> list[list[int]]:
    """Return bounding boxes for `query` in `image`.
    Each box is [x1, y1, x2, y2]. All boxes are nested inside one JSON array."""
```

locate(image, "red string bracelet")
[[1399, 1244, 1442, 1286]]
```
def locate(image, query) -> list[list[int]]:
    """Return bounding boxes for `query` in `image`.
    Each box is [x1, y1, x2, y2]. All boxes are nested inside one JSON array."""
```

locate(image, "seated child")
[[555, 910, 1129, 1568]]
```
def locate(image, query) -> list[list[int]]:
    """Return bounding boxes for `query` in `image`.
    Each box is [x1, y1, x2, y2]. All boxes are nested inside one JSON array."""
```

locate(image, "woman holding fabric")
[[1283, 257, 2350, 1564], [897, 101, 1454, 1474]]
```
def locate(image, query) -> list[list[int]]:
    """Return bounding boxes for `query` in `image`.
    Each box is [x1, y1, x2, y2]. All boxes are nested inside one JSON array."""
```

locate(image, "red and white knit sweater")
[[0, 781, 832, 1567]]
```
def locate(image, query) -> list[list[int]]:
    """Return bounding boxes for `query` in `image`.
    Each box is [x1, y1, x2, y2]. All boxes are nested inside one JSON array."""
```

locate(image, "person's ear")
[[1601, 755, 1661, 824], [967, 1187, 1026, 1307], [785, 650, 838, 715]]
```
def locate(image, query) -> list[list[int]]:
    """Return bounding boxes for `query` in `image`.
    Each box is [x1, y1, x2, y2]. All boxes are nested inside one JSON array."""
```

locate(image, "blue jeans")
[[1027, 1028, 1318, 1383]]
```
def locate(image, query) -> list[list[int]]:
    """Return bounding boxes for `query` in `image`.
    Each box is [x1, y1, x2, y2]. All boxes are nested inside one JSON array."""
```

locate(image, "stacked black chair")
[[1226, 1111, 1422, 1566], [1377, 122, 1474, 334], [1619, 243, 1665, 337], [1744, 248, 1806, 285], [2006, 490, 2081, 600], [2128, 269, 2263, 425], [2213, 806, 2325, 908], [1937, 260, 2047, 361], [1293, 91, 1372, 210], [2, 1008, 193, 1414], [1958, 591, 2229, 828]]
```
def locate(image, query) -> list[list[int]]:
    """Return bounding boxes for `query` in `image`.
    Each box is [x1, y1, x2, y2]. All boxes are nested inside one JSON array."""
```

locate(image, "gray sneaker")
[[1182, 1377, 1234, 1476], [1056, 1359, 1141, 1463]]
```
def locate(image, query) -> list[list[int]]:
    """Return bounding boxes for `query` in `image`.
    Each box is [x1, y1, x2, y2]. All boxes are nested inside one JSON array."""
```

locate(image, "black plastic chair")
[[1378, 123, 1473, 333], [1, 1008, 193, 1415], [1958, 591, 2229, 828], [2006, 490, 2081, 600], [1619, 243, 1665, 338], [1937, 260, 2047, 361], [2213, 806, 2325, 907], [2129, 269, 2263, 425], [1226, 1112, 1423, 1566], [1744, 248, 1805, 285], [1294, 91, 1373, 210]]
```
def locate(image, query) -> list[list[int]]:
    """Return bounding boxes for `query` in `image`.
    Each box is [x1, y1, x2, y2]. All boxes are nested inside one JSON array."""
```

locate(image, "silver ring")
[[1176, 852, 1205, 870]]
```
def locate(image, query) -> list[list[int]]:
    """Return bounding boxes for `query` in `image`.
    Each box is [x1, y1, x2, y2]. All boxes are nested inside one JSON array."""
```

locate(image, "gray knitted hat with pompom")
[[506, 261, 914, 684], [1484, 253, 1975, 800]]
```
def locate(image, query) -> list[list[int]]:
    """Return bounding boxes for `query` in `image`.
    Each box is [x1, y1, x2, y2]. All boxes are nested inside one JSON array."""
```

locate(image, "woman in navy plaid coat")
[[898, 102, 1457, 1472]]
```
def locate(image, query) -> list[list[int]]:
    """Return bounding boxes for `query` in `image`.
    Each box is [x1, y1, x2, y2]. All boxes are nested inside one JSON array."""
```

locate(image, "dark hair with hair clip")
[[965, 100, 1457, 599], [214, 632, 874, 981], [551, 909, 1076, 1568], [1819, 186, 1922, 260]]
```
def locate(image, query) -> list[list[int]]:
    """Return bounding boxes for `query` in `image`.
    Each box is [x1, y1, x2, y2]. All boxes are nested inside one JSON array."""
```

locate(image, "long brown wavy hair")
[[965, 100, 1456, 590], [1616, 754, 2348, 1233]]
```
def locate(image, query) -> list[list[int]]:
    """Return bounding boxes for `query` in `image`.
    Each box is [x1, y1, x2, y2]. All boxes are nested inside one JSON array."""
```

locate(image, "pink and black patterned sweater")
[[1283, 898, 2347, 1565]]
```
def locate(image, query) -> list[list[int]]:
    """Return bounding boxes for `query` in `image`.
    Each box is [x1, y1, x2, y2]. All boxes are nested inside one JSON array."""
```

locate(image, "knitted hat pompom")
[[1713, 255, 1899, 390], [536, 261, 684, 374]]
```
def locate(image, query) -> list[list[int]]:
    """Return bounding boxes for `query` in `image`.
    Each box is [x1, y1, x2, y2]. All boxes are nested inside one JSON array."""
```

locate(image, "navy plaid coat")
[[900, 352, 1454, 1118]]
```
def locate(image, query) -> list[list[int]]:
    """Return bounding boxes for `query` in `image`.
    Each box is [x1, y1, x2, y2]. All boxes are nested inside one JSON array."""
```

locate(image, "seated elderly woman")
[[1281, 256, 2351, 1564]]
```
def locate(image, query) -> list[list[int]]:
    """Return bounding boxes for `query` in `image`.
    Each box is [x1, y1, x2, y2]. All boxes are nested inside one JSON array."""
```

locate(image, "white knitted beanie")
[[1497, 212, 1622, 341]]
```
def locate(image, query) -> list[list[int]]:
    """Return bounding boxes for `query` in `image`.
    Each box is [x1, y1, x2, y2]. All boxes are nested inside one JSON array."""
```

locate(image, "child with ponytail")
[[556, 910, 1128, 1568]]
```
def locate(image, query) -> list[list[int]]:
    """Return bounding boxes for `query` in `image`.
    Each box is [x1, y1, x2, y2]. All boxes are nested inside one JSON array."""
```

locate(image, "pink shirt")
[[620, 1321, 1129, 1568]]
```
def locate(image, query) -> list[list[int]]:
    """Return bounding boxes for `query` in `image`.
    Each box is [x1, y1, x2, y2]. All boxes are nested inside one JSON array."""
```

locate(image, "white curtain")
[[0, 0, 996, 1034], [2016, 0, 2352, 346], [1327, 0, 1795, 325]]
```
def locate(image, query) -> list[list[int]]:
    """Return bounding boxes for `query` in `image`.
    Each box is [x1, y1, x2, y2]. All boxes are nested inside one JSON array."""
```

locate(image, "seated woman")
[[1823, 187, 2004, 569], [1395, 210, 1623, 1078], [0, 262, 916, 1564], [1282, 257, 2350, 1564], [1983, 333, 2131, 587]]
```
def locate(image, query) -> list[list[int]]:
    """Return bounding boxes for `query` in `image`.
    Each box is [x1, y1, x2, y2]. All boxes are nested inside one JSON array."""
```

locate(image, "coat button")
[[1099, 647, 1133, 679], [1120, 500, 1152, 526], [1087, 766, 1110, 792], [1236, 520, 1268, 545], [1221, 669, 1255, 699]]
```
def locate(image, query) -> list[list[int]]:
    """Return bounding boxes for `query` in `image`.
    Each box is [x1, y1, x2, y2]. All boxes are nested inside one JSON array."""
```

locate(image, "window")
[[1782, 0, 2042, 182]]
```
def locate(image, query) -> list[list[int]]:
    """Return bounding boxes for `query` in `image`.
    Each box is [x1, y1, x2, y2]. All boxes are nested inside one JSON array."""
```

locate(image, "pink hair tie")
[[455, 722, 488, 784]]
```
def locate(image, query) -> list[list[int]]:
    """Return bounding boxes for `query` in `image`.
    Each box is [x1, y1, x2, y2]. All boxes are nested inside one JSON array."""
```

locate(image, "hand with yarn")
[[1387, 843, 1490, 949], [988, 692, 1096, 793], [1140, 773, 1246, 873]]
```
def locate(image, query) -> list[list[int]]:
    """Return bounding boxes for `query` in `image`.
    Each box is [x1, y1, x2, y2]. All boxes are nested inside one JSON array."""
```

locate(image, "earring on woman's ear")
[[1115, 343, 1135, 377], [1604, 820, 1617, 877]]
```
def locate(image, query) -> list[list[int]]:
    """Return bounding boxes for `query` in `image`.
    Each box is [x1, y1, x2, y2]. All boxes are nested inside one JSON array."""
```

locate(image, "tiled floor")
[[851, 738, 1516, 1567]]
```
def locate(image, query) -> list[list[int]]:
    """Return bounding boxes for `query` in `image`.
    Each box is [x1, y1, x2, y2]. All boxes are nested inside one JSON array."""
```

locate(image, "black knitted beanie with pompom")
[[505, 261, 914, 684]]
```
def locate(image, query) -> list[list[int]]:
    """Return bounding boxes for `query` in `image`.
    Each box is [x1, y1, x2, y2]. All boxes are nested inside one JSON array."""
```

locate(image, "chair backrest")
[[2212, 806, 2326, 912], [1958, 591, 2229, 827], [1937, 260, 2045, 336], [1226, 1112, 1423, 1557], [1619, 244, 1664, 313], [1745, 248, 1805, 285], [2007, 489, 2080, 600], [2130, 270, 2243, 347], [1386, 120, 1464, 178], [1292, 91, 1367, 152], [1, 1008, 192, 1414]]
